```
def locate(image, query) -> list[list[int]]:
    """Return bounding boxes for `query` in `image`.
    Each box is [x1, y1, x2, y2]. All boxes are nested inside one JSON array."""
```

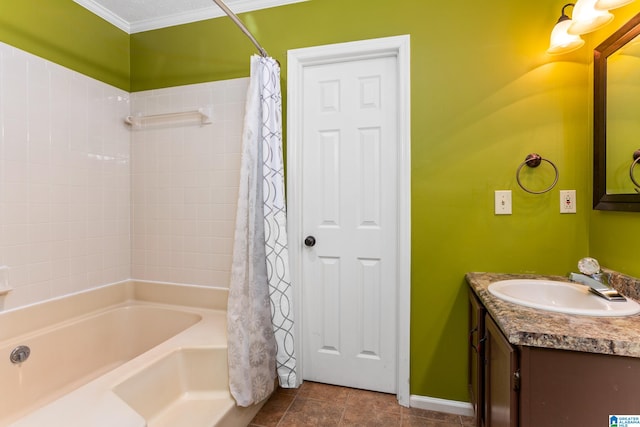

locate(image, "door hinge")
[[513, 369, 521, 391]]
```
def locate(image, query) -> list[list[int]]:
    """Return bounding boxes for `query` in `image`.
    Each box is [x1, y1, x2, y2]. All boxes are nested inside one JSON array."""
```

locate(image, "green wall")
[[2, 0, 640, 404], [131, 0, 592, 402], [0, 0, 129, 90]]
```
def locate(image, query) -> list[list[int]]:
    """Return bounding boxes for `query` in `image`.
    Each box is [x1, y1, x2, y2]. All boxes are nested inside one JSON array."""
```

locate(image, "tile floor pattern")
[[250, 382, 476, 427]]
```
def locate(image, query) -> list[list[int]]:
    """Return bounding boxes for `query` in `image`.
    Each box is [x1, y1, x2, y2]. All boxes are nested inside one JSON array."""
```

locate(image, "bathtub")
[[0, 281, 266, 427]]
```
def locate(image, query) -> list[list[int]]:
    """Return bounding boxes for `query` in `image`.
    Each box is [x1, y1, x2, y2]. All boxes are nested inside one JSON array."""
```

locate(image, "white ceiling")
[[73, 0, 307, 34]]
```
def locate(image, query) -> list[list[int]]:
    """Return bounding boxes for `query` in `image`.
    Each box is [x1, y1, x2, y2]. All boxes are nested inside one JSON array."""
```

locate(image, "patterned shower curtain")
[[227, 55, 297, 407]]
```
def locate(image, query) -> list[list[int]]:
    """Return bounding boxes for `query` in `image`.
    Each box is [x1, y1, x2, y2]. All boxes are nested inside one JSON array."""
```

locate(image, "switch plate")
[[560, 190, 576, 214], [495, 190, 512, 215]]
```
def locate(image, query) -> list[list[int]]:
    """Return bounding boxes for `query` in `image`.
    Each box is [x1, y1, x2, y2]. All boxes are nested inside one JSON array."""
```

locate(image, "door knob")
[[304, 236, 316, 247]]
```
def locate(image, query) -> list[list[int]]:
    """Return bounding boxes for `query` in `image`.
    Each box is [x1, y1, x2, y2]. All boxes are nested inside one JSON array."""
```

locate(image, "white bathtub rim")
[[8, 305, 229, 426], [2, 279, 229, 315], [0, 280, 228, 344], [1, 281, 232, 426], [131, 278, 230, 292], [0, 300, 213, 348], [1, 279, 128, 316]]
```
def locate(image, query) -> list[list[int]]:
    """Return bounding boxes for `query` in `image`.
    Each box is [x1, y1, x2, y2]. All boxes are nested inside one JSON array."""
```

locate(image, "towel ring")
[[516, 153, 559, 194], [630, 149, 640, 192]]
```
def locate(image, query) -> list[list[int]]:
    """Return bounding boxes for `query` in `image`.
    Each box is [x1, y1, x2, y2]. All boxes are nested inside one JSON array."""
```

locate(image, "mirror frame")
[[594, 12, 640, 211]]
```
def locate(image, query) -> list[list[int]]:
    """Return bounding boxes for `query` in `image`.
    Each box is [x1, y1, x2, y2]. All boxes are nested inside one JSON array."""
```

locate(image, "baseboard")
[[409, 394, 474, 417]]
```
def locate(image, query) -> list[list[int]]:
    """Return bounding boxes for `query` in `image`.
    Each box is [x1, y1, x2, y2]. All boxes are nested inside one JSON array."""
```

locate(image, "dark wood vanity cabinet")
[[469, 290, 518, 427], [483, 315, 518, 427], [468, 290, 485, 426], [518, 346, 640, 426], [469, 289, 640, 427]]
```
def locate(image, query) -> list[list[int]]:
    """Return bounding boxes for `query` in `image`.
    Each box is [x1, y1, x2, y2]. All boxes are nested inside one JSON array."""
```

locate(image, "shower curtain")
[[227, 55, 297, 407]]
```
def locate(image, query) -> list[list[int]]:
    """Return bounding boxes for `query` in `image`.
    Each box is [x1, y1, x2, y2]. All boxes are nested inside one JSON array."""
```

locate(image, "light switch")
[[495, 190, 512, 215]]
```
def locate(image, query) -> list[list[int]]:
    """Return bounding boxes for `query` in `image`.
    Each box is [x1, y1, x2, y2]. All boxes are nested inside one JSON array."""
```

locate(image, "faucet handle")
[[578, 257, 601, 276]]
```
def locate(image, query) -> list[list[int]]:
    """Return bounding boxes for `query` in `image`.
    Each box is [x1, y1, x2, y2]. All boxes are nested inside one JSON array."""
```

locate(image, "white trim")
[[410, 395, 475, 417], [73, 0, 309, 34], [74, 0, 132, 33], [287, 35, 411, 407]]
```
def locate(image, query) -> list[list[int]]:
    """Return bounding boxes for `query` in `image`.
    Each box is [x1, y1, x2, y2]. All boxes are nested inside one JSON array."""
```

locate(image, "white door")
[[288, 36, 411, 404], [299, 55, 399, 393]]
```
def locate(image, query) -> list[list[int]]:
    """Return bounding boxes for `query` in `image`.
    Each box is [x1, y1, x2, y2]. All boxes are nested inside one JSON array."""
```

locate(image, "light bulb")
[[548, 19, 586, 54], [568, 0, 614, 34], [595, 0, 635, 10]]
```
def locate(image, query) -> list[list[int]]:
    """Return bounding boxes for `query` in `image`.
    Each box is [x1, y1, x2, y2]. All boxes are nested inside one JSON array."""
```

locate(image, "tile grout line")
[[273, 391, 298, 427], [276, 389, 300, 427]]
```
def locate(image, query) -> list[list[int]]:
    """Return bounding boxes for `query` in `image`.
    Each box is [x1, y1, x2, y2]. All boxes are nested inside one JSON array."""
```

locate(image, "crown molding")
[[74, 0, 308, 34], [74, 0, 132, 33]]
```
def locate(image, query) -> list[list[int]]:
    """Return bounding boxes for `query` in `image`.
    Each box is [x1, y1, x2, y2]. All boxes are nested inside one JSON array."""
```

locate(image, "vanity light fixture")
[[568, 0, 614, 34], [595, 0, 636, 10], [547, 3, 586, 54], [548, 0, 634, 54]]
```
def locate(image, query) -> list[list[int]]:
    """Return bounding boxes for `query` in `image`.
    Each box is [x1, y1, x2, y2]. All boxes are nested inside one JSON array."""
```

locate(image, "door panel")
[[301, 55, 398, 393]]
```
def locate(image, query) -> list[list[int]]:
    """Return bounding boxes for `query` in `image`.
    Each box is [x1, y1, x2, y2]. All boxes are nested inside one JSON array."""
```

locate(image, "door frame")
[[286, 35, 411, 406]]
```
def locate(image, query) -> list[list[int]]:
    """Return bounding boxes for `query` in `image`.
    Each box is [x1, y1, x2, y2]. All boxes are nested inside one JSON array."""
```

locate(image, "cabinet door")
[[484, 314, 518, 427], [468, 291, 485, 426]]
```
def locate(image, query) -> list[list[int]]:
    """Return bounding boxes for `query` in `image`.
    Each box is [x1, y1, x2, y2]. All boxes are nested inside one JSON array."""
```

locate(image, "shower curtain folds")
[[227, 55, 297, 407]]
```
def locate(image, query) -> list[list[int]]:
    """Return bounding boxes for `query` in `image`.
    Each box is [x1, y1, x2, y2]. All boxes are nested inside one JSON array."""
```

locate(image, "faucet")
[[569, 257, 626, 302], [9, 345, 30, 364]]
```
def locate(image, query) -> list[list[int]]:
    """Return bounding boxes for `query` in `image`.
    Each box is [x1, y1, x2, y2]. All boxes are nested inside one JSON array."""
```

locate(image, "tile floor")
[[249, 382, 476, 427]]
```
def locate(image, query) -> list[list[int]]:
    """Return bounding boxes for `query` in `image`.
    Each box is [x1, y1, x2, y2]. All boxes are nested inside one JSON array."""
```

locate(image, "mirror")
[[594, 12, 640, 211]]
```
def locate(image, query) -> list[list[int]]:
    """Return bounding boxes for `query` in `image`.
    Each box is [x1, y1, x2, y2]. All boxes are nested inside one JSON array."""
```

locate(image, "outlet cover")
[[560, 190, 576, 214], [495, 190, 512, 215]]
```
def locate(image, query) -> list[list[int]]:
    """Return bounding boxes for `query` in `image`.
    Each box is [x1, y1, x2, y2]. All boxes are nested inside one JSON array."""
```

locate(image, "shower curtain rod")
[[211, 0, 269, 57]]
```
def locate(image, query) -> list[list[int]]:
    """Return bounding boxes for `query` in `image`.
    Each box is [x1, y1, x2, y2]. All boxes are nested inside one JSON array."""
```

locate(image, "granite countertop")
[[466, 272, 640, 358]]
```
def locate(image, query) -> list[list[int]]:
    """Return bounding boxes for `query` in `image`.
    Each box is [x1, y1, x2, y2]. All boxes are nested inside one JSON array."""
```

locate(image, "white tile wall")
[[0, 42, 131, 310], [0, 41, 246, 310], [130, 79, 247, 287]]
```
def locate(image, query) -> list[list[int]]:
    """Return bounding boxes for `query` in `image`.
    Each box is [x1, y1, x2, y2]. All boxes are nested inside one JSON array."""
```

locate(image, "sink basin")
[[488, 279, 640, 317]]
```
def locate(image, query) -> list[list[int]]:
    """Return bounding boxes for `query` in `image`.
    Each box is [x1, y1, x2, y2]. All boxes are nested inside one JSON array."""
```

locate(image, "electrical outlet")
[[495, 190, 512, 215], [560, 190, 576, 214]]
